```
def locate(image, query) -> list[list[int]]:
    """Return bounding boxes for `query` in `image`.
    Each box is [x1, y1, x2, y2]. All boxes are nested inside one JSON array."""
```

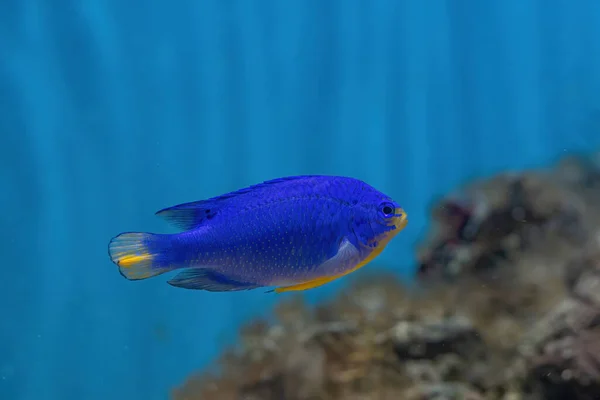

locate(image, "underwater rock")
[[517, 243, 600, 400], [527, 328, 600, 400], [417, 170, 590, 283], [171, 152, 600, 400], [387, 316, 483, 361]]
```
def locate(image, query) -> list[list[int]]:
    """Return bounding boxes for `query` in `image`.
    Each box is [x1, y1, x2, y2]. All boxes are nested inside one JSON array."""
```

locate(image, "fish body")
[[108, 175, 407, 293]]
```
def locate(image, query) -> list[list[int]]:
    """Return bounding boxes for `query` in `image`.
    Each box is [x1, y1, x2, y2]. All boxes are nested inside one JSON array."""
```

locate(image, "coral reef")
[[171, 152, 600, 400]]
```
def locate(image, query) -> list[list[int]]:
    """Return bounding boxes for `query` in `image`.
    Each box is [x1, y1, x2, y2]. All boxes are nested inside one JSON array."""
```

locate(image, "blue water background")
[[1, 1, 600, 399]]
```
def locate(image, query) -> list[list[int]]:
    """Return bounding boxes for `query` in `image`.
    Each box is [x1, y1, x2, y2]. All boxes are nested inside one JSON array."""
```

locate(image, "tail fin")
[[108, 232, 174, 280]]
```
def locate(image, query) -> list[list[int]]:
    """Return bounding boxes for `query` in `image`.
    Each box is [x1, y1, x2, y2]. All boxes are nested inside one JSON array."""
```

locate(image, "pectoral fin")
[[273, 238, 363, 294]]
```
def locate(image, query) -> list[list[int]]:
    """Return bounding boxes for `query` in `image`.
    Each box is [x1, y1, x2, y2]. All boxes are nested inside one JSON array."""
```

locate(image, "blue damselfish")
[[108, 175, 408, 293]]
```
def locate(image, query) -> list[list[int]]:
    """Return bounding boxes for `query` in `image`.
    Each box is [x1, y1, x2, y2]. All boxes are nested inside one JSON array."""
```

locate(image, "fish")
[[107, 175, 408, 293]]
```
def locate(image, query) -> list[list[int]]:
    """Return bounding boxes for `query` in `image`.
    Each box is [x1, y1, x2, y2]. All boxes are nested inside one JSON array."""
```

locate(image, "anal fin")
[[167, 268, 261, 292]]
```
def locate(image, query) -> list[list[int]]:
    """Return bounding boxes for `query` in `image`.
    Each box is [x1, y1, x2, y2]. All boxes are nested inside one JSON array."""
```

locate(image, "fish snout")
[[393, 208, 408, 230]]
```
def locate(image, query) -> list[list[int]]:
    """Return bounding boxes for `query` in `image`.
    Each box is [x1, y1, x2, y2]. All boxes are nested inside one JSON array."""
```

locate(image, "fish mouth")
[[392, 208, 408, 230]]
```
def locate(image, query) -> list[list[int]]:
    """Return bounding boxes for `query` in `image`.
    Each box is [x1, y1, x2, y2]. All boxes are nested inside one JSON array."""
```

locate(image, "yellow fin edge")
[[116, 253, 153, 268], [274, 244, 387, 293]]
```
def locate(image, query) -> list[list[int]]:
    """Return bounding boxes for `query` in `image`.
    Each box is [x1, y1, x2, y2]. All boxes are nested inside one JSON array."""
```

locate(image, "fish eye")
[[380, 202, 395, 217]]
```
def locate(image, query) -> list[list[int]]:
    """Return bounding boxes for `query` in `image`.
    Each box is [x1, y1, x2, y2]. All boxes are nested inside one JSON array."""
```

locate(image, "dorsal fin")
[[155, 176, 334, 231], [155, 200, 218, 231]]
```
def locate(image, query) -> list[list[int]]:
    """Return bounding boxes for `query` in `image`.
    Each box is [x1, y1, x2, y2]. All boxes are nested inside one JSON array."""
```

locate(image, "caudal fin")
[[108, 232, 174, 280]]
